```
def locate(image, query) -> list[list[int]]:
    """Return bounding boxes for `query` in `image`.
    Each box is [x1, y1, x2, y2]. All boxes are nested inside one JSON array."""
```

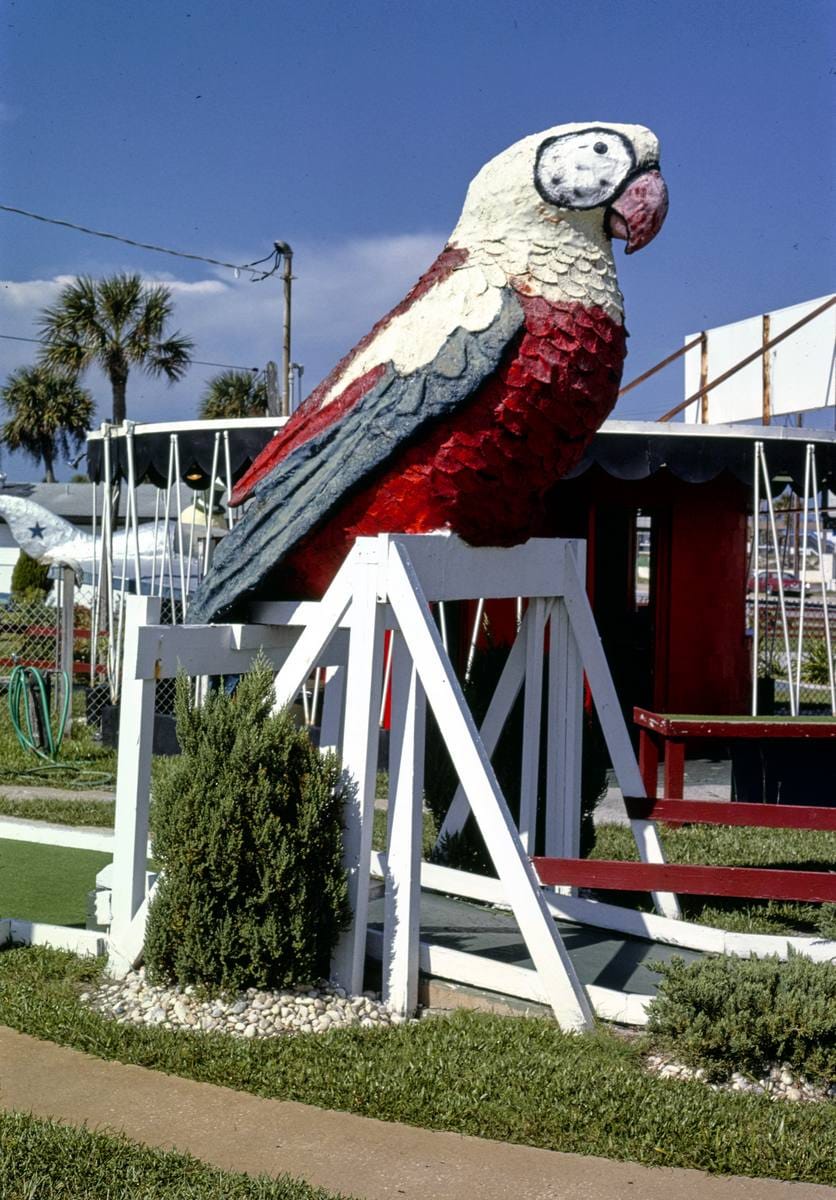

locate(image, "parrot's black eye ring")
[[593, 142, 608, 155]]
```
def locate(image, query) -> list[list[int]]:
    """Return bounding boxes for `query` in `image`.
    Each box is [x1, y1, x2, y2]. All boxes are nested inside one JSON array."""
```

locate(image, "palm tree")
[[1, 366, 94, 482], [198, 369, 267, 419], [38, 274, 194, 426]]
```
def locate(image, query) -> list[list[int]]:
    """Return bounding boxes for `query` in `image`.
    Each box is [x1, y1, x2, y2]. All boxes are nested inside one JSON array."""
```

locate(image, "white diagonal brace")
[[386, 539, 593, 1030], [436, 607, 541, 845]]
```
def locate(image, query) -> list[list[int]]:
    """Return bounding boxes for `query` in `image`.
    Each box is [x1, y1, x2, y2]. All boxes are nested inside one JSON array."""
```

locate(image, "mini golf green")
[[0, 841, 111, 927]]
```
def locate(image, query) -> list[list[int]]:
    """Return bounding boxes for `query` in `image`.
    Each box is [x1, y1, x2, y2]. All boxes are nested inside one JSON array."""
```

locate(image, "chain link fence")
[[749, 595, 836, 714]]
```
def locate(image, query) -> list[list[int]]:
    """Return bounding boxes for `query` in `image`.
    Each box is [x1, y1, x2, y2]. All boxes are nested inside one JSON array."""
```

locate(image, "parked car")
[[747, 570, 809, 596]]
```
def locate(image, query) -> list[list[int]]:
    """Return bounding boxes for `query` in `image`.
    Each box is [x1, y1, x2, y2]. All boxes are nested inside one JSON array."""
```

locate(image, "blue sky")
[[0, 0, 833, 479]]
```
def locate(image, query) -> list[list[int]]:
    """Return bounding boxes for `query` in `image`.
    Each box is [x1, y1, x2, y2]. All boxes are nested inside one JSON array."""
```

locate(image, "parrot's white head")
[[450, 122, 668, 317]]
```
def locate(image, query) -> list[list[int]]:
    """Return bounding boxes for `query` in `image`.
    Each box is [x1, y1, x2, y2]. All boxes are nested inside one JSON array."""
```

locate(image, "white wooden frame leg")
[[382, 633, 425, 1016], [108, 595, 160, 976], [387, 540, 594, 1030], [330, 551, 386, 993], [519, 597, 547, 852], [546, 593, 584, 875]]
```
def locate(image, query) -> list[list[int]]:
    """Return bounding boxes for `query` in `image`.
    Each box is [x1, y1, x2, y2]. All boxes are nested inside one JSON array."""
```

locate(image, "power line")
[[0, 332, 258, 373], [0, 202, 284, 281]]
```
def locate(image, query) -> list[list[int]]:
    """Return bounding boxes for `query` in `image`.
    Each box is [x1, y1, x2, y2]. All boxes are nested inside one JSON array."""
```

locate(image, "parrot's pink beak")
[[606, 168, 668, 254]]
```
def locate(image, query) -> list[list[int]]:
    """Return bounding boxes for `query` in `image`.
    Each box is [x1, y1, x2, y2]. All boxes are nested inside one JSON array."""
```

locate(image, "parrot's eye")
[[534, 128, 636, 210]]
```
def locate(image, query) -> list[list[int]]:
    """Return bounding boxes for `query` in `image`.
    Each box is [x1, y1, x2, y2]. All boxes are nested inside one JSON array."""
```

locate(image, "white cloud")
[[0, 230, 445, 478]]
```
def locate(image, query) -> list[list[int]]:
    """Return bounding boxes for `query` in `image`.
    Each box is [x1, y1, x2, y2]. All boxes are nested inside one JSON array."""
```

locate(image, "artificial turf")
[[0, 839, 110, 926]]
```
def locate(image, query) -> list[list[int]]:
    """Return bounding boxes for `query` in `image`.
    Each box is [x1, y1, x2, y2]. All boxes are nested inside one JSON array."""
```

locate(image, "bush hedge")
[[11, 550, 52, 601], [647, 952, 836, 1084], [145, 661, 350, 992]]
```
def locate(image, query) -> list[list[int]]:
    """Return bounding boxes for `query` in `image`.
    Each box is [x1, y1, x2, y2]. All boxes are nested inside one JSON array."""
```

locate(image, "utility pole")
[[274, 241, 293, 416]]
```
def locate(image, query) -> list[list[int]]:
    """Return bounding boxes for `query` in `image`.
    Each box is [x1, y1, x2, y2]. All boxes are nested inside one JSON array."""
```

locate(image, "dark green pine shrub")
[[647, 952, 836, 1085], [11, 550, 53, 601], [145, 661, 350, 992]]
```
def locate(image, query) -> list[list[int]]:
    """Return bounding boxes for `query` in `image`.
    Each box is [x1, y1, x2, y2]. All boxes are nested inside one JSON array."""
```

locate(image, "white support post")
[[382, 633, 425, 1016], [546, 593, 583, 866], [330, 545, 386, 994], [108, 595, 161, 976], [559, 547, 680, 920], [387, 539, 594, 1030], [519, 597, 547, 852]]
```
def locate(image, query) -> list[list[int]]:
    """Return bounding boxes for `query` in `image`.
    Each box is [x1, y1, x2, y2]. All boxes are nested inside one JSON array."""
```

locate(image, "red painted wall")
[[651, 475, 749, 715]]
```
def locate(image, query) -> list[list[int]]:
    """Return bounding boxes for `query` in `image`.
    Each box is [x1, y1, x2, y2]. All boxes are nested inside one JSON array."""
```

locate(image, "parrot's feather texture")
[[189, 289, 524, 622]]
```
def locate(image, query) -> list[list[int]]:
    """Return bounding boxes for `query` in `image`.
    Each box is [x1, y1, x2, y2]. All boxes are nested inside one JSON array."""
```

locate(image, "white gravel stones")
[[81, 968, 409, 1040], [645, 1053, 833, 1103]]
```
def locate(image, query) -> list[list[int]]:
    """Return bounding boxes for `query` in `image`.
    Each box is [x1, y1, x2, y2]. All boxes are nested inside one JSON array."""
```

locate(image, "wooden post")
[[330, 543, 386, 994], [58, 566, 75, 733], [108, 595, 160, 976], [382, 633, 425, 1016], [519, 597, 546, 852], [545, 590, 584, 866], [762, 314, 771, 426], [699, 332, 709, 424]]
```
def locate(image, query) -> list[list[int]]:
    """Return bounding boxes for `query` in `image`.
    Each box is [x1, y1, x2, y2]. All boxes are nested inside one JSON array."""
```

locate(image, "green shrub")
[[647, 952, 836, 1084], [801, 638, 834, 686], [145, 661, 350, 992], [11, 550, 52, 600]]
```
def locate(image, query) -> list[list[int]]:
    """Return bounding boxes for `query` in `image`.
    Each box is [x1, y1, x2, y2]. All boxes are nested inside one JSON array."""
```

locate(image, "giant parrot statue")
[[190, 122, 668, 622]]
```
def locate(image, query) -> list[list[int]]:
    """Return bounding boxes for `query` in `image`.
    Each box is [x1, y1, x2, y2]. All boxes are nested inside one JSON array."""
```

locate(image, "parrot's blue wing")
[[189, 287, 524, 623]]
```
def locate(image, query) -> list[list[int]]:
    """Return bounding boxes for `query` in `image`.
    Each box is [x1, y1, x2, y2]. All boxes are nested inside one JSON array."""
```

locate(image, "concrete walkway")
[[1, 1027, 829, 1199], [0, 782, 114, 804]]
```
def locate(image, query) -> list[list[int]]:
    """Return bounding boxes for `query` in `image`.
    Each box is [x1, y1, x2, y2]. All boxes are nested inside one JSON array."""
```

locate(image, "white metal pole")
[[172, 436, 187, 617], [125, 424, 143, 594], [752, 443, 761, 715], [794, 445, 813, 710], [223, 430, 234, 530], [810, 449, 836, 713], [465, 597, 485, 684], [202, 433, 221, 577], [760, 449, 797, 716]]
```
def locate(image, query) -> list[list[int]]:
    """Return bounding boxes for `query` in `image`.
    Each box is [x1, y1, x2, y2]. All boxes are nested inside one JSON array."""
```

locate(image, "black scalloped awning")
[[86, 420, 836, 496], [86, 426, 278, 489], [564, 423, 836, 494]]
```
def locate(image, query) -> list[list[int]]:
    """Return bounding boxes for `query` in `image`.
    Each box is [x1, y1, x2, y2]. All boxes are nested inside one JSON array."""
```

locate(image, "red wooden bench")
[[633, 707, 836, 801]]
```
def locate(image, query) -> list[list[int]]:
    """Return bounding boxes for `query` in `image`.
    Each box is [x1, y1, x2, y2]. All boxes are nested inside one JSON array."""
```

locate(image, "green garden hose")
[[8, 664, 70, 762]]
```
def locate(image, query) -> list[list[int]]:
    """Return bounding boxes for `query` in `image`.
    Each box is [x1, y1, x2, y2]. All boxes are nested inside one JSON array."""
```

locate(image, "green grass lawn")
[[0, 840, 111, 926], [0, 698, 117, 789], [0, 946, 834, 1186], [0, 1111, 348, 1200]]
